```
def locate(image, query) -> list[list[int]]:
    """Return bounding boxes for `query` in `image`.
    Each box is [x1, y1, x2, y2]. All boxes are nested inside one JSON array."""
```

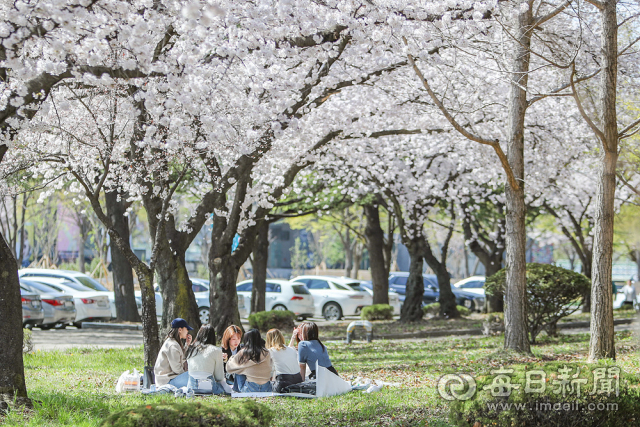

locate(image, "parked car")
[[134, 289, 164, 319], [191, 278, 247, 323], [236, 279, 315, 319], [388, 272, 485, 312], [20, 286, 44, 329], [20, 279, 76, 329], [152, 278, 247, 324], [291, 276, 373, 320], [452, 276, 486, 296], [19, 269, 116, 318], [349, 280, 402, 315], [26, 277, 111, 327]]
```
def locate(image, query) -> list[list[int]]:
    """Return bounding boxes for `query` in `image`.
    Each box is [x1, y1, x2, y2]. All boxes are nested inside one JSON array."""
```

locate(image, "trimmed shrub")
[[450, 362, 640, 427], [423, 303, 440, 316], [248, 310, 295, 333], [23, 328, 33, 353], [485, 263, 590, 343], [361, 304, 394, 321], [100, 400, 273, 427], [423, 303, 471, 317]]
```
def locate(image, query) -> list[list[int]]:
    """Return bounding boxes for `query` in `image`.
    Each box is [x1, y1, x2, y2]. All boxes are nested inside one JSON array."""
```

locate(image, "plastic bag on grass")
[[116, 369, 140, 393]]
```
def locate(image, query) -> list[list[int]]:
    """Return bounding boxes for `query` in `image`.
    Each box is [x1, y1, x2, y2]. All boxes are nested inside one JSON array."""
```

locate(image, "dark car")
[[388, 272, 485, 312]]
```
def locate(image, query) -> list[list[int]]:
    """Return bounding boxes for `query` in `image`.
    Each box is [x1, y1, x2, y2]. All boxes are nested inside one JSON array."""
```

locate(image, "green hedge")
[[248, 310, 295, 333], [450, 362, 640, 427], [361, 304, 394, 321], [485, 263, 590, 343], [423, 303, 470, 317], [100, 400, 273, 427]]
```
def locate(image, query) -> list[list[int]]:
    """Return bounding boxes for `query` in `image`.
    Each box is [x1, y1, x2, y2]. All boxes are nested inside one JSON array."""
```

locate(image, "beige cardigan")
[[154, 338, 186, 386], [226, 349, 272, 385]]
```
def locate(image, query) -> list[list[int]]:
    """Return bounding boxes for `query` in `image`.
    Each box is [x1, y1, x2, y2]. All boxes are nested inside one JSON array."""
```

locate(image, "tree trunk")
[[105, 190, 140, 322], [421, 239, 459, 319], [485, 258, 504, 313], [589, 0, 618, 361], [352, 242, 362, 280], [0, 232, 31, 411], [582, 249, 593, 312], [344, 229, 352, 277], [77, 222, 87, 273], [503, 6, 532, 354], [17, 193, 28, 267], [400, 238, 425, 322], [251, 220, 269, 314], [364, 203, 389, 304], [154, 239, 200, 331], [136, 267, 161, 367], [209, 216, 243, 338]]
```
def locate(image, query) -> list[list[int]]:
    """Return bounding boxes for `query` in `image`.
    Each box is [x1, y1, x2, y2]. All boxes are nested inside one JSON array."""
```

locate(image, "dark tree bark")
[[400, 238, 425, 322], [209, 215, 244, 338], [153, 235, 200, 331], [17, 193, 29, 266], [461, 205, 505, 312], [364, 203, 389, 304], [0, 232, 31, 411], [105, 190, 140, 322], [250, 220, 270, 314]]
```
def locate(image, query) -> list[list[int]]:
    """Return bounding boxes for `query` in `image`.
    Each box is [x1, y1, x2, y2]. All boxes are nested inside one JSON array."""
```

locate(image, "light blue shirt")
[[298, 340, 332, 370]]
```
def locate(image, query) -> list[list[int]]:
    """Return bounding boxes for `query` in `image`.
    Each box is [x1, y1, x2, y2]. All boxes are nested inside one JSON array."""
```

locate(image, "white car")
[[236, 279, 315, 319], [350, 280, 402, 315], [27, 277, 111, 327], [19, 269, 117, 318], [453, 276, 486, 296], [291, 276, 373, 320], [192, 278, 247, 323]]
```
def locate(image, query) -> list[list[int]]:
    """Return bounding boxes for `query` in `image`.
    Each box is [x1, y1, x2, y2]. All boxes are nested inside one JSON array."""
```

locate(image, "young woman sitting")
[[185, 324, 226, 394], [226, 329, 273, 392], [290, 321, 338, 380], [221, 325, 243, 385], [266, 329, 302, 392], [154, 318, 193, 388]]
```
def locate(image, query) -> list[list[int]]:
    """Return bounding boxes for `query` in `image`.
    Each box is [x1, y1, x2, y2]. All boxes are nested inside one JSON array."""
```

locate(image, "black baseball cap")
[[171, 318, 193, 330]]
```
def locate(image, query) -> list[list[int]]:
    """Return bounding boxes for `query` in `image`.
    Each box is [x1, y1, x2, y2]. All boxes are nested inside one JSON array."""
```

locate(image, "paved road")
[[31, 319, 637, 351], [32, 328, 144, 351]]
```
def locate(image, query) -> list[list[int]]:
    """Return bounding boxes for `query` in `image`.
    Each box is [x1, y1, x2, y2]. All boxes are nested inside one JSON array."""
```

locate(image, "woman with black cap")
[[154, 318, 193, 388]]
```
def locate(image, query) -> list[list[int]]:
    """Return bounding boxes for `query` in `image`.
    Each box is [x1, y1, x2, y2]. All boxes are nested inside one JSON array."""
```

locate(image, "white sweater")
[[269, 347, 300, 376], [186, 345, 225, 382]]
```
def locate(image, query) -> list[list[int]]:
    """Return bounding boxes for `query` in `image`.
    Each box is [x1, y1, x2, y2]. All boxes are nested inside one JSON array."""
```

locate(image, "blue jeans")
[[187, 375, 226, 395], [240, 380, 272, 393], [232, 374, 246, 392], [168, 372, 190, 388]]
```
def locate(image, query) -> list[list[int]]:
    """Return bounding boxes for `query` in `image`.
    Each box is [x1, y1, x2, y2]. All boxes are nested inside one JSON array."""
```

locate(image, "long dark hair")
[[299, 322, 325, 352], [166, 328, 184, 351], [237, 329, 268, 364], [185, 324, 216, 360]]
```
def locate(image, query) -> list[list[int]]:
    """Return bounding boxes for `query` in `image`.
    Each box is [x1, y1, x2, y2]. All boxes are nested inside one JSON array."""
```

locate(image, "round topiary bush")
[[248, 310, 295, 333], [100, 400, 273, 427], [485, 263, 590, 343], [423, 303, 471, 317], [361, 304, 394, 321]]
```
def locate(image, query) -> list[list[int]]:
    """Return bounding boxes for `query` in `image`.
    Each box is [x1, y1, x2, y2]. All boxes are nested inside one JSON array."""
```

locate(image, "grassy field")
[[3, 330, 640, 427]]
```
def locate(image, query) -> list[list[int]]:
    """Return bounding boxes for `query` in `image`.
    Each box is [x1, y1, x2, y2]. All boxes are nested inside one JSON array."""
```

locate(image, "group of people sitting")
[[153, 318, 338, 394]]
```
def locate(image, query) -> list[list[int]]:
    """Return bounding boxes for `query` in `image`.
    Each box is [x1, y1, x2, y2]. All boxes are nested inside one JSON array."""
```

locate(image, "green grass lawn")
[[3, 330, 640, 427]]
